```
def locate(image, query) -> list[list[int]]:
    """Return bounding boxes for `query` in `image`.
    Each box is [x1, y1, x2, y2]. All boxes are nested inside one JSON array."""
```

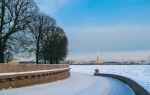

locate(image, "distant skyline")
[[35, 0, 150, 60]]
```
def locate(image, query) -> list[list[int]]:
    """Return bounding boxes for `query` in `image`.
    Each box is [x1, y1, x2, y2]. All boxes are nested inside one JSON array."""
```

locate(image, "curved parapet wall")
[[0, 64, 70, 89], [95, 73, 149, 95], [0, 64, 69, 73]]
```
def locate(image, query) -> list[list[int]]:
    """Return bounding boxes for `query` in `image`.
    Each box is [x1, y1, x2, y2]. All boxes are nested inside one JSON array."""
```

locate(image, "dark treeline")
[[0, 0, 68, 64]]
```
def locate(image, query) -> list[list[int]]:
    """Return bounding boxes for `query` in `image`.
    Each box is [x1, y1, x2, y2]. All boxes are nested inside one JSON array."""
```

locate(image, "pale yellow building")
[[96, 55, 103, 64], [7, 59, 20, 64]]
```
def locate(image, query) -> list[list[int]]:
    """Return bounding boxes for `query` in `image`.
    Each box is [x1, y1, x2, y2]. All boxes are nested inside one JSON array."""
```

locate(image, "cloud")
[[35, 0, 68, 15], [65, 25, 150, 54], [58, 0, 67, 5], [67, 50, 150, 61], [67, 25, 150, 34]]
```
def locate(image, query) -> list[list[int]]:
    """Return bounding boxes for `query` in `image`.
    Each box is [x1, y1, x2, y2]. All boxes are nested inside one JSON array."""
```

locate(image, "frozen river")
[[70, 65, 150, 93]]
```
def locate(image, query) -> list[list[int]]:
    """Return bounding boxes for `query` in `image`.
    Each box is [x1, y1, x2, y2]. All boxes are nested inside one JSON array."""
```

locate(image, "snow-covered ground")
[[0, 73, 135, 95], [0, 68, 69, 76], [0, 65, 149, 95], [70, 65, 150, 93]]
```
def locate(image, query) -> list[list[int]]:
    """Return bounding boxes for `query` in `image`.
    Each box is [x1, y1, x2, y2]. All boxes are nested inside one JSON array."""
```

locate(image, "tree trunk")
[[44, 59, 46, 64], [50, 59, 53, 64], [36, 48, 39, 64], [56, 60, 58, 64], [0, 42, 5, 63], [0, 51, 4, 63], [36, 41, 39, 64]]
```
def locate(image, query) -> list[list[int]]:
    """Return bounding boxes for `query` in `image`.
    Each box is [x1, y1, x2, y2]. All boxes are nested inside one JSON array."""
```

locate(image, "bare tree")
[[28, 13, 56, 64], [41, 26, 68, 64], [0, 0, 38, 63]]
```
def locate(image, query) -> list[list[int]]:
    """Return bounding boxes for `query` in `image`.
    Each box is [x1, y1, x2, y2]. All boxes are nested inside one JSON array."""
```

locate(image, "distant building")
[[96, 55, 103, 64], [65, 60, 76, 64], [140, 60, 148, 64], [7, 59, 20, 64]]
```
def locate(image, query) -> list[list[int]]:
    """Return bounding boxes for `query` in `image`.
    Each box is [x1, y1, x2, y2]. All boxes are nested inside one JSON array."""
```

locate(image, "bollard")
[[94, 69, 99, 76]]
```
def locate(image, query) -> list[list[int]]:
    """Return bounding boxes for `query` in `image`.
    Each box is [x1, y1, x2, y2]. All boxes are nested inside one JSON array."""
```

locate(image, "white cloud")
[[67, 50, 150, 62], [35, 0, 68, 15], [66, 25, 150, 34], [58, 0, 67, 5], [65, 24, 150, 60]]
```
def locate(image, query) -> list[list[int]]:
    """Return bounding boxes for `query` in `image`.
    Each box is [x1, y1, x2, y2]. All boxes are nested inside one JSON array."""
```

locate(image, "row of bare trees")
[[0, 0, 68, 64]]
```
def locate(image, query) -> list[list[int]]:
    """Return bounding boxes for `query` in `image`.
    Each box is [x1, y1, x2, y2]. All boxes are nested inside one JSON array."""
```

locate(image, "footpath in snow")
[[0, 72, 135, 95]]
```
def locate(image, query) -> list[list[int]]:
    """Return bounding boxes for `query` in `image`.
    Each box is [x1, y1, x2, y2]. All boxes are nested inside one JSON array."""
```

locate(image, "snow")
[[70, 65, 150, 93], [0, 68, 69, 76], [0, 65, 148, 95], [0, 73, 135, 95]]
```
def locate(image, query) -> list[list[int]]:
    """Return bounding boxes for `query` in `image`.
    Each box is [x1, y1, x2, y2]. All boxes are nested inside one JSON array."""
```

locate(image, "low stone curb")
[[94, 73, 149, 95]]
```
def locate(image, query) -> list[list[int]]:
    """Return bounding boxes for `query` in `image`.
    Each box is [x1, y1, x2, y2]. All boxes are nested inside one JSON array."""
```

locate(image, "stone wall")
[[0, 64, 68, 73], [95, 73, 149, 95], [0, 64, 70, 89]]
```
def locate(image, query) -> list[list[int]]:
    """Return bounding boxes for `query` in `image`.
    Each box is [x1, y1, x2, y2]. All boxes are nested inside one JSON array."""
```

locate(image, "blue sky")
[[35, 0, 150, 60]]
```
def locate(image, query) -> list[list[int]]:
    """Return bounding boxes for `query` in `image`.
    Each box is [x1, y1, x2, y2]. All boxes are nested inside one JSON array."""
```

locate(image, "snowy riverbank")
[[70, 65, 150, 93], [0, 65, 149, 95], [0, 73, 135, 95]]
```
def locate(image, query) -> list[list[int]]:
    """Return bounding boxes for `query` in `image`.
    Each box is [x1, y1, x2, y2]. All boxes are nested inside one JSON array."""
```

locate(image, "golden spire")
[[96, 49, 102, 64], [96, 55, 100, 64]]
